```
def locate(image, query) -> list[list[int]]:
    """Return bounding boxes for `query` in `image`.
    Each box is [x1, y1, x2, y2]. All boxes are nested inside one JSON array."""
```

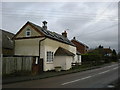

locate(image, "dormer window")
[[26, 29, 31, 37]]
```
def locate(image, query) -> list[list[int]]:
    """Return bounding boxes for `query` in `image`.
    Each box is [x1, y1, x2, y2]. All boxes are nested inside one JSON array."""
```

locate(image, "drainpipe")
[[39, 37, 46, 60]]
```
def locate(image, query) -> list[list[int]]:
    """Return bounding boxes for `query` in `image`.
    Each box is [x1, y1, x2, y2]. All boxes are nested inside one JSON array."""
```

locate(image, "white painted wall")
[[54, 56, 73, 70], [54, 56, 66, 70], [78, 55, 82, 65], [66, 56, 73, 70], [15, 38, 45, 57], [43, 38, 77, 71], [15, 38, 78, 71]]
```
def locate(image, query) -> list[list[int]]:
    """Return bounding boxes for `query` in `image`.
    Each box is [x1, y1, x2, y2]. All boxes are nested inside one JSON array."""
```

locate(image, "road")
[[3, 62, 119, 88]]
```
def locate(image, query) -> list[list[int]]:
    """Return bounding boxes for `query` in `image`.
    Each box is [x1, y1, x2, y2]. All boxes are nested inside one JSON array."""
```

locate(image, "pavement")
[[2, 62, 119, 88], [2, 62, 112, 84]]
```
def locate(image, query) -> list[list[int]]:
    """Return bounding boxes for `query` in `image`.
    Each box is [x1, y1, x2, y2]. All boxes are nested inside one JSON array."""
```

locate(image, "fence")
[[2, 56, 34, 75]]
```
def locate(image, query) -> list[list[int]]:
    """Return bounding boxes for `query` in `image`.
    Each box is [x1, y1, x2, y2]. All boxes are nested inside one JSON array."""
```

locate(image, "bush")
[[81, 54, 103, 66]]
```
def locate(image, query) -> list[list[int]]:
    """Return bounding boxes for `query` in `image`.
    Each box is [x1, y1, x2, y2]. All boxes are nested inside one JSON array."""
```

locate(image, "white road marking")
[[86, 64, 117, 73], [61, 76, 92, 85], [61, 66, 118, 85], [112, 67, 118, 70], [93, 64, 118, 71], [97, 70, 111, 75], [107, 64, 117, 68]]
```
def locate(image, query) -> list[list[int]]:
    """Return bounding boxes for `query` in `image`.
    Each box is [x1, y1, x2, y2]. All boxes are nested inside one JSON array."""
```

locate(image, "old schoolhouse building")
[[13, 21, 81, 71]]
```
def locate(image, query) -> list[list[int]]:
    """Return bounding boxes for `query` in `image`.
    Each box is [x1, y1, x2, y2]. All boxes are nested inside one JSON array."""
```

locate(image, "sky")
[[1, 1, 118, 52]]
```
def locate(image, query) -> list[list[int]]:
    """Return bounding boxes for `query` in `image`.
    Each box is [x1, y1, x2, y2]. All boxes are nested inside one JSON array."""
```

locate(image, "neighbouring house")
[[103, 48, 113, 56], [0, 29, 14, 55], [96, 45, 113, 56], [71, 37, 89, 54], [13, 21, 79, 71], [88, 46, 113, 56]]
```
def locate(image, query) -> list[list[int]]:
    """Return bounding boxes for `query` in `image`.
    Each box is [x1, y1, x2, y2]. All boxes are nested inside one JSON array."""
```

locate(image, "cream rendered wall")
[[16, 25, 41, 38], [42, 38, 77, 71], [15, 38, 45, 57], [15, 37, 78, 71], [54, 56, 73, 70], [66, 56, 73, 70], [54, 56, 66, 70], [69, 45, 77, 63], [79, 55, 82, 65]]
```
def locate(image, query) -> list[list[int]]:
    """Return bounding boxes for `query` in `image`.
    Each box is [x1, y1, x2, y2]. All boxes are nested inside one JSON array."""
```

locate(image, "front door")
[[32, 57, 43, 74]]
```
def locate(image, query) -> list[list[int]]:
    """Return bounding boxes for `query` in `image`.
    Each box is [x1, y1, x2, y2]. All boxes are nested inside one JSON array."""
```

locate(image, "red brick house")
[[71, 37, 89, 54]]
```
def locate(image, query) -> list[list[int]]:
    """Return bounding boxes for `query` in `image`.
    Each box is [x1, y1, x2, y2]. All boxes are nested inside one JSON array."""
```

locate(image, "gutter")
[[39, 37, 46, 60]]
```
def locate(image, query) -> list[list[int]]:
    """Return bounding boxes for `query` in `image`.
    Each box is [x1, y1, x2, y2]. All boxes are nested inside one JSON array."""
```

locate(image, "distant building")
[[88, 46, 113, 57], [1, 29, 14, 55], [71, 37, 89, 54], [103, 48, 112, 56]]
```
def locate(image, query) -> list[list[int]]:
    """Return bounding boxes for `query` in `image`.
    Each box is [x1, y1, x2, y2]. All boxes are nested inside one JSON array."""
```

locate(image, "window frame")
[[26, 29, 31, 37], [47, 51, 54, 62]]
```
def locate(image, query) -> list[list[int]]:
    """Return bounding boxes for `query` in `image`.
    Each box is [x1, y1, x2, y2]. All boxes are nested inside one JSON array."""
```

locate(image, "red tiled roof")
[[71, 39, 89, 54], [103, 48, 112, 53]]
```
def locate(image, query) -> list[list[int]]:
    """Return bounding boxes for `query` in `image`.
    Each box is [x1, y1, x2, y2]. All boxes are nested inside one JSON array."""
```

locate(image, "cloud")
[[1, 2, 118, 51]]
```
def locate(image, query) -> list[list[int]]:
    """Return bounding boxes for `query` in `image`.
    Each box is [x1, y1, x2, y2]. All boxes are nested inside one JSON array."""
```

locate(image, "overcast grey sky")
[[1, 2, 118, 51]]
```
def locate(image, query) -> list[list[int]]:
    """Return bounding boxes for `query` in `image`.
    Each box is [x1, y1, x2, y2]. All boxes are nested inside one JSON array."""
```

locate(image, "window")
[[47, 51, 54, 62], [26, 29, 31, 37]]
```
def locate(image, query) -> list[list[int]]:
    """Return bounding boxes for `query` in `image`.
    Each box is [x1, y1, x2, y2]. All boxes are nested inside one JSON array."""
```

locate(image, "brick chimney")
[[42, 21, 47, 30], [62, 31, 67, 38]]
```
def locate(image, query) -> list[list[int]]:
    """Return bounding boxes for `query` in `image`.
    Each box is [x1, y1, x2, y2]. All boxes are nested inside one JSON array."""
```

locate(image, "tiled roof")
[[1, 29, 14, 49], [54, 47, 75, 56], [28, 21, 75, 46], [103, 48, 112, 53], [71, 38, 88, 48]]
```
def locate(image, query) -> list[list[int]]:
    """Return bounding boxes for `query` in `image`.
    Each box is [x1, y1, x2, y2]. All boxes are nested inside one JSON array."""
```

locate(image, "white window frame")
[[47, 51, 54, 62], [26, 29, 31, 37]]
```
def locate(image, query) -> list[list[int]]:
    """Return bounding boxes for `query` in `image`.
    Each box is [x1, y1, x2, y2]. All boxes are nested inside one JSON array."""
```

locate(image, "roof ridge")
[[0, 29, 15, 35], [29, 22, 64, 37], [28, 21, 75, 46], [72, 39, 88, 47]]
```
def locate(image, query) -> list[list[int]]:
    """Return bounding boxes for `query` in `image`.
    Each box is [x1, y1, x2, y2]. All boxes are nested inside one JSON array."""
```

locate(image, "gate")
[[32, 57, 43, 74]]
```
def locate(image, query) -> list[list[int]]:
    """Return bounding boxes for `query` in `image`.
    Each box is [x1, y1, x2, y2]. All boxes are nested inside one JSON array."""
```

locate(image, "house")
[[88, 45, 113, 57], [13, 21, 79, 71], [71, 37, 89, 54], [0, 29, 14, 55], [103, 48, 112, 56]]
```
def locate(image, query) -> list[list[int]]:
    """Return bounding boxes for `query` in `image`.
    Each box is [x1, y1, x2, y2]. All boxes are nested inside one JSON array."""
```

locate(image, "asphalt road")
[[3, 62, 119, 88]]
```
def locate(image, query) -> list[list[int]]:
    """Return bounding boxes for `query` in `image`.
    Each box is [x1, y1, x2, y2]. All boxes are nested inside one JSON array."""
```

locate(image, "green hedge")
[[81, 54, 104, 65]]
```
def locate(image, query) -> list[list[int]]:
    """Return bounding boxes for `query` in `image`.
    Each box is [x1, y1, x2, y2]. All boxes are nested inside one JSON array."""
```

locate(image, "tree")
[[98, 45, 103, 49], [112, 49, 117, 56], [118, 52, 120, 59], [112, 49, 118, 62]]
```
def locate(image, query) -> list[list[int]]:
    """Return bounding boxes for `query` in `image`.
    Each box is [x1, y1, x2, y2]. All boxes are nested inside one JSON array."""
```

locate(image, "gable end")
[[13, 21, 45, 39]]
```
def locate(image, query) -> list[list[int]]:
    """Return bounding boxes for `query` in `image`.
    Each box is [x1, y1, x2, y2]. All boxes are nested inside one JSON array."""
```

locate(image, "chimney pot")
[[73, 37, 76, 40], [42, 21, 47, 30], [62, 31, 67, 38]]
